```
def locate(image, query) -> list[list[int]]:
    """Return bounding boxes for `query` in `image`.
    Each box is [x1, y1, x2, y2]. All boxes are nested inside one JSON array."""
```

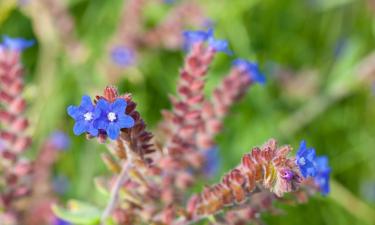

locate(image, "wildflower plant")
[[59, 28, 332, 225], [0, 36, 34, 223]]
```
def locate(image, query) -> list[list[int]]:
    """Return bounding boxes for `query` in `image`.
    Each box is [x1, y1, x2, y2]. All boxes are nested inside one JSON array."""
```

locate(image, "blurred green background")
[[1, 0, 375, 224]]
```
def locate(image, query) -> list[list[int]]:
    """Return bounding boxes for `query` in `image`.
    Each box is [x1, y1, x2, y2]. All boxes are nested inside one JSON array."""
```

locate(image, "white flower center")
[[298, 157, 306, 166], [84, 112, 93, 121], [107, 112, 117, 122]]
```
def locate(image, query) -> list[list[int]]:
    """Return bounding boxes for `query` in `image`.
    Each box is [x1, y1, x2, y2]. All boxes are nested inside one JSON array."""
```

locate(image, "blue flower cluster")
[[110, 46, 135, 67], [202, 146, 221, 178], [182, 28, 232, 55], [232, 59, 266, 84], [296, 140, 331, 195], [67, 95, 135, 140], [1, 36, 34, 52]]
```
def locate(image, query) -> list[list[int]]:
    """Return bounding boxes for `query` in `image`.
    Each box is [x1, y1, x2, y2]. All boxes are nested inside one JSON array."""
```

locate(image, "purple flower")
[[314, 156, 331, 195], [67, 95, 101, 136], [110, 46, 135, 67], [2, 36, 34, 51], [95, 98, 135, 140], [52, 217, 71, 225], [182, 28, 231, 55], [232, 59, 266, 84], [49, 131, 70, 151], [202, 147, 221, 178], [295, 140, 317, 178]]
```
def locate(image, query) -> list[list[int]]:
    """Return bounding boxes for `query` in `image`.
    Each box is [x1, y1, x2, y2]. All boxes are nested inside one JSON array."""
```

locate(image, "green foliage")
[[1, 0, 375, 224]]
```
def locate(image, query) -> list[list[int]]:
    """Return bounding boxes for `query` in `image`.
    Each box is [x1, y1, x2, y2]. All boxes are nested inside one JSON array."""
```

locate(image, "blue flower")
[[164, 0, 177, 4], [203, 147, 221, 178], [182, 28, 231, 55], [52, 175, 69, 195], [183, 30, 210, 51], [232, 59, 266, 84], [49, 131, 70, 151], [95, 98, 135, 140], [206, 29, 232, 55], [53, 217, 71, 225], [67, 95, 101, 136], [110, 46, 135, 67], [314, 156, 331, 195], [295, 140, 317, 178], [2, 36, 34, 51]]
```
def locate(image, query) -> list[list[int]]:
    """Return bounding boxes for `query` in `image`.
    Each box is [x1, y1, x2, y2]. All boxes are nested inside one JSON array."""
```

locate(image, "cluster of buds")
[[66, 28, 331, 225], [107, 0, 207, 83], [23, 131, 70, 225], [0, 37, 34, 223], [187, 139, 301, 216]]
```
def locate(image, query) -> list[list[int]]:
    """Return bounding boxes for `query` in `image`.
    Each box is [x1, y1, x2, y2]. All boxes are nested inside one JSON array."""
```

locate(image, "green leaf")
[[52, 199, 101, 225]]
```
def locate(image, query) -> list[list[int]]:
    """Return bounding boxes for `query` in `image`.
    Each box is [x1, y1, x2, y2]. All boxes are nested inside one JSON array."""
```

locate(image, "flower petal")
[[94, 119, 108, 130], [80, 95, 94, 111], [107, 123, 120, 140], [96, 98, 110, 111], [87, 124, 99, 136], [117, 115, 135, 129], [112, 98, 127, 114], [67, 105, 80, 120], [73, 121, 86, 135]]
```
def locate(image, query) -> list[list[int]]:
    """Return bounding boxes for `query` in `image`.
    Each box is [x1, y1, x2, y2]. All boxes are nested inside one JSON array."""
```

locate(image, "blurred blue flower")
[[52, 175, 70, 195], [95, 98, 135, 140], [164, 0, 177, 4], [67, 95, 101, 136], [2, 36, 34, 51], [182, 28, 231, 55], [314, 156, 331, 195], [202, 147, 221, 178], [296, 140, 317, 178], [52, 217, 71, 225], [183, 30, 210, 51], [110, 46, 135, 67], [232, 59, 266, 84], [49, 131, 70, 151]]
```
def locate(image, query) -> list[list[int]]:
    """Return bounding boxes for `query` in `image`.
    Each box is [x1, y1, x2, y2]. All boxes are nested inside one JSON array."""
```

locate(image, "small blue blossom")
[[314, 156, 331, 195], [202, 147, 221, 178], [183, 30, 210, 51], [232, 59, 266, 84], [164, 0, 177, 4], [49, 131, 70, 151], [67, 95, 101, 136], [2, 36, 34, 51], [52, 175, 70, 195], [95, 98, 135, 140], [110, 46, 135, 67], [295, 140, 317, 178], [182, 28, 231, 55], [53, 217, 72, 225]]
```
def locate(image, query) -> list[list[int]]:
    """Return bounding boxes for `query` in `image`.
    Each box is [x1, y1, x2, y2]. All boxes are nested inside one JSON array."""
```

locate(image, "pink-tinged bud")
[[206, 119, 222, 134], [8, 78, 23, 96], [175, 171, 194, 189], [0, 110, 15, 124], [13, 161, 32, 176], [2, 150, 17, 162], [9, 97, 26, 114], [187, 194, 199, 215], [13, 136, 32, 153], [11, 117, 29, 131], [197, 133, 214, 149], [0, 91, 13, 104], [103, 86, 119, 102], [0, 131, 16, 143]]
